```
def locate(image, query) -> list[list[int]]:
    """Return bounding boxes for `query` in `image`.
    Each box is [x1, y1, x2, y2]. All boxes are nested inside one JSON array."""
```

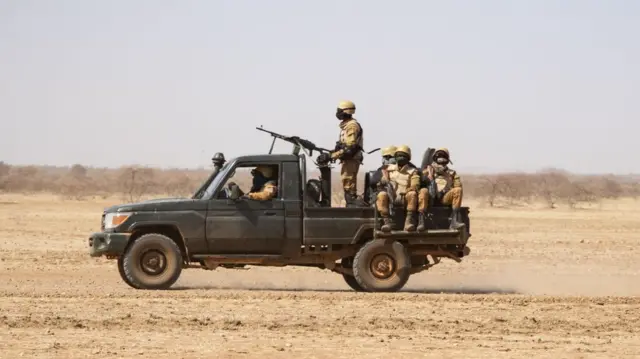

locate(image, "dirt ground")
[[0, 194, 639, 358]]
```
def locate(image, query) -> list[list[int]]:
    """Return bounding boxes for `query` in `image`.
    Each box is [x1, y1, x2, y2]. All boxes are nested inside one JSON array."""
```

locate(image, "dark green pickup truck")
[[88, 130, 472, 292]]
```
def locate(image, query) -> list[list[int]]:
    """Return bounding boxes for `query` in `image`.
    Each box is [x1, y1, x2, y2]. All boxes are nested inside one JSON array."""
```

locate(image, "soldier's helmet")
[[337, 100, 356, 115], [252, 165, 275, 178], [433, 148, 450, 160], [381, 146, 397, 157], [395, 145, 412, 160]]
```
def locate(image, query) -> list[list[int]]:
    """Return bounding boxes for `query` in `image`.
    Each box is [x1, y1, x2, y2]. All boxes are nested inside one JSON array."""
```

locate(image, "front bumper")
[[88, 232, 131, 257]]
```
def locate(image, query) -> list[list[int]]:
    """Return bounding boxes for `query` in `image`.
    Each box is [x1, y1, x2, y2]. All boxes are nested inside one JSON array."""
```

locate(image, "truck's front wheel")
[[121, 233, 183, 290], [352, 239, 410, 292], [117, 256, 136, 288]]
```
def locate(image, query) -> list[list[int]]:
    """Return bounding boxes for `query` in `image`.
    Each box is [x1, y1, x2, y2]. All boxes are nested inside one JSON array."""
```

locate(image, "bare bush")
[[117, 166, 157, 202]]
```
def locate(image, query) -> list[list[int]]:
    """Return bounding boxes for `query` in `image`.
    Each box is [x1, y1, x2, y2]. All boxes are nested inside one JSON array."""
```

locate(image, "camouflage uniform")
[[246, 165, 278, 201], [329, 100, 364, 206], [417, 148, 464, 230], [375, 145, 420, 232]]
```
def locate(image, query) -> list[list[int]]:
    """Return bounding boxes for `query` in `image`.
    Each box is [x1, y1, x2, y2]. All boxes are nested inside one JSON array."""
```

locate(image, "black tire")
[[342, 273, 366, 291], [117, 255, 136, 289], [340, 257, 365, 292], [352, 239, 411, 292], [121, 233, 183, 290]]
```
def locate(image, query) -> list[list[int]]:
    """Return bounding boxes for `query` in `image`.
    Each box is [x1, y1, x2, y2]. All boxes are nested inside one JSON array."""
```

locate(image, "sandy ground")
[[0, 194, 639, 358]]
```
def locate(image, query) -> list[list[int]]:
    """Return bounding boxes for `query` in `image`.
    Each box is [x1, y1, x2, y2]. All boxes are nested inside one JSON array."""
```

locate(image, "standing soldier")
[[417, 148, 465, 230], [326, 100, 364, 207], [376, 145, 421, 232]]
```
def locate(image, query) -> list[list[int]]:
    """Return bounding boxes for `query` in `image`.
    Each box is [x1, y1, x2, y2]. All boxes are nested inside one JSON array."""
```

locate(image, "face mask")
[[436, 157, 449, 166], [396, 155, 409, 167], [335, 109, 352, 121]]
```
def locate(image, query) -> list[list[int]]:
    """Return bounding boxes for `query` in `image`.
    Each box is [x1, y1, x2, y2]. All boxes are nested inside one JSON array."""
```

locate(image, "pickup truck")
[[88, 131, 472, 292]]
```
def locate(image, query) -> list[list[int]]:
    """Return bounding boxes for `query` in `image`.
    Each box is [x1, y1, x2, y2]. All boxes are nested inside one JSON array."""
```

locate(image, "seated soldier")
[[243, 165, 278, 201], [380, 145, 397, 166], [368, 145, 397, 190], [417, 148, 464, 230], [375, 145, 420, 232]]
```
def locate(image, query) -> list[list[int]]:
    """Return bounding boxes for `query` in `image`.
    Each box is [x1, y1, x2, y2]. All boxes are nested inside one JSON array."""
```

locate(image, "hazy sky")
[[1, 0, 638, 174]]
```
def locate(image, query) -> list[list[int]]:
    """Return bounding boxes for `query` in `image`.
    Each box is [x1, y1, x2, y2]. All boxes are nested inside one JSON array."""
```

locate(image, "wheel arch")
[[351, 225, 375, 245]]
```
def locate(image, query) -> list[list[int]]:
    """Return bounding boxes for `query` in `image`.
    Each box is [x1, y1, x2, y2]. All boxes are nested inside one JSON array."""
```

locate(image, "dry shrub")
[[0, 161, 637, 209]]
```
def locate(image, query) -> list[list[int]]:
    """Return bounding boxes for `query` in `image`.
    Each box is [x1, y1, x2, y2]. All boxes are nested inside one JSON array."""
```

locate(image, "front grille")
[[100, 212, 105, 231]]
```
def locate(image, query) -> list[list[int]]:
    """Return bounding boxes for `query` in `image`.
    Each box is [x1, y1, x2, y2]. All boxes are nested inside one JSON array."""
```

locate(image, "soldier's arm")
[[331, 122, 361, 160], [452, 172, 462, 189], [247, 182, 278, 201], [409, 171, 420, 192]]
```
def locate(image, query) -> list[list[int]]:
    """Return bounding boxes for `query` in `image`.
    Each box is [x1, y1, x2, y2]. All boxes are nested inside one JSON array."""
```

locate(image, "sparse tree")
[[117, 166, 157, 202]]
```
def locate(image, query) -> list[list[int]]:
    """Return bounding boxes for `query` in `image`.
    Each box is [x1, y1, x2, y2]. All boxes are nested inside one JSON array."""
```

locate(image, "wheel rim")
[[370, 253, 396, 280], [139, 249, 167, 276]]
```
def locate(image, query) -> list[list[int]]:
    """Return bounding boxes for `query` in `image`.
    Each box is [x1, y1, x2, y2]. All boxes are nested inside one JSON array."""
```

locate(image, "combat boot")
[[416, 212, 426, 232], [380, 217, 394, 232], [344, 191, 360, 208], [343, 191, 353, 207], [404, 211, 416, 232], [450, 208, 465, 230]]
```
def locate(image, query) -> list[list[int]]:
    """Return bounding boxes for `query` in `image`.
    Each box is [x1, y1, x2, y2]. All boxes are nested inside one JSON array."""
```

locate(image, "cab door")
[[205, 163, 286, 255]]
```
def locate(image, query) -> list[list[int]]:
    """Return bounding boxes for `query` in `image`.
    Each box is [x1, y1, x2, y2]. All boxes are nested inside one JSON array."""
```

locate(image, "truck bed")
[[301, 205, 471, 247]]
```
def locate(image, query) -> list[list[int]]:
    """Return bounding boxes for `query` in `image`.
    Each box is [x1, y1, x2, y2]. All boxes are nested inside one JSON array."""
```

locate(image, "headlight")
[[103, 212, 133, 230]]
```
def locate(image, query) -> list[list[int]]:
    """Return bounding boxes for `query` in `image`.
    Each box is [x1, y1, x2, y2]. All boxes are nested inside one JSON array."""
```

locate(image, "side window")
[[217, 164, 281, 199]]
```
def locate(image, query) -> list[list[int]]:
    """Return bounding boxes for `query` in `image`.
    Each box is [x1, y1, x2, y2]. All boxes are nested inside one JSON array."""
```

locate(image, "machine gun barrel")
[[256, 126, 331, 156]]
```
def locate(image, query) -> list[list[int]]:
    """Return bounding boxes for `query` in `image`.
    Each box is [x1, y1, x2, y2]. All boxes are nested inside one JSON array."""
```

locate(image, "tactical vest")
[[387, 164, 417, 195], [338, 119, 364, 160], [433, 165, 455, 192]]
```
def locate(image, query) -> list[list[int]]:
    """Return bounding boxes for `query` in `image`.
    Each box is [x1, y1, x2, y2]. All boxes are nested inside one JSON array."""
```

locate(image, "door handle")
[[264, 210, 276, 216]]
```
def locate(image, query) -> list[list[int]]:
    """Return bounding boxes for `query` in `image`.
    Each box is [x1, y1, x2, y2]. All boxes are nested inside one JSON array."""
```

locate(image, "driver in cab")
[[239, 165, 278, 201]]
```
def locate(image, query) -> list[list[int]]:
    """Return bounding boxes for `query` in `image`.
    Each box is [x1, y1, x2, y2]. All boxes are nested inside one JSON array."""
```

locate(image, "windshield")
[[192, 162, 232, 199]]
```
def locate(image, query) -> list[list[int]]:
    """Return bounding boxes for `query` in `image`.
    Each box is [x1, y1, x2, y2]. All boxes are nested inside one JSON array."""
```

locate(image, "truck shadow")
[[170, 285, 520, 295]]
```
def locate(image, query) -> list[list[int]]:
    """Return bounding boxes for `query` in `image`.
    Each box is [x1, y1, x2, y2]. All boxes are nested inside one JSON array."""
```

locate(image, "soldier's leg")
[[341, 160, 360, 206], [441, 188, 464, 229], [375, 191, 394, 232], [417, 188, 430, 231], [403, 190, 418, 232]]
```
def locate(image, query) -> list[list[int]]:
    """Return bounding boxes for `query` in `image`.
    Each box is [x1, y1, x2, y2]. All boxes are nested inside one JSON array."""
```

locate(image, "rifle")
[[381, 166, 396, 217], [420, 148, 438, 205], [256, 126, 331, 157]]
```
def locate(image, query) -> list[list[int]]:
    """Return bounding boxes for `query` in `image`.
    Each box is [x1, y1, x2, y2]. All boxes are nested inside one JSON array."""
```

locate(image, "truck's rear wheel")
[[342, 273, 365, 291], [352, 239, 410, 292], [340, 257, 365, 291], [121, 233, 183, 290]]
